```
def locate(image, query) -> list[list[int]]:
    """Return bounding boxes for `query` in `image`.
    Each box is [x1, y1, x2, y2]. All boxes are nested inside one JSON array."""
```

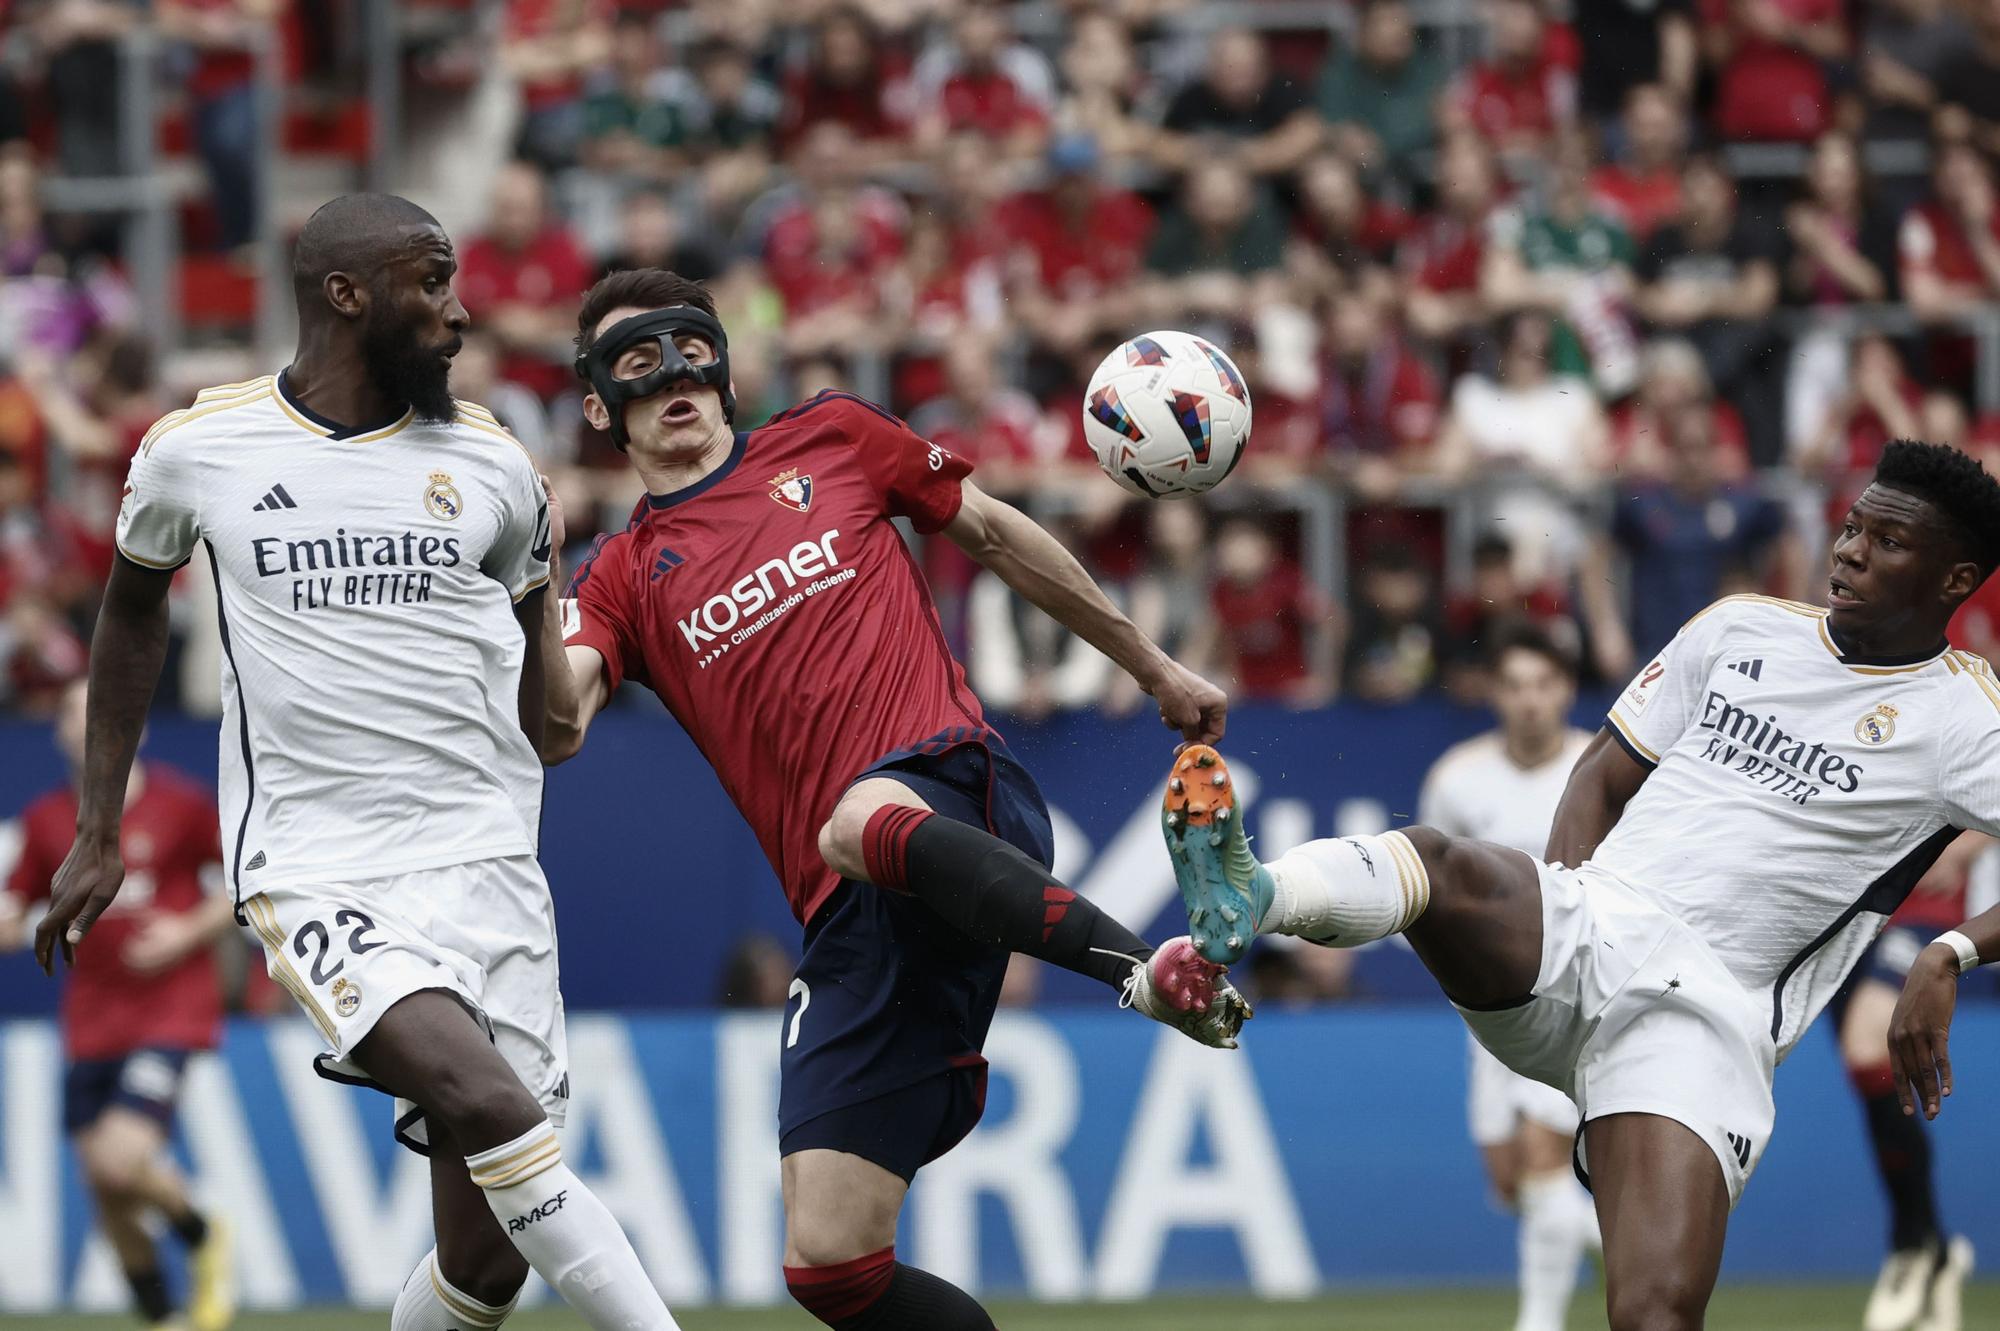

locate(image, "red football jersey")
[[7, 764, 225, 1059], [566, 391, 994, 924]]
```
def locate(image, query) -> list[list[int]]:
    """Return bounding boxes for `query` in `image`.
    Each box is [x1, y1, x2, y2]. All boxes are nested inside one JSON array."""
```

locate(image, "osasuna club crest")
[[769, 468, 814, 513]]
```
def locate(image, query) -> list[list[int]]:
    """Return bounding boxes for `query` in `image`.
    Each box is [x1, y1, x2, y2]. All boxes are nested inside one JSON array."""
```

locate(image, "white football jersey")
[[1598, 594, 2000, 1057], [115, 374, 552, 899], [1419, 728, 1592, 856]]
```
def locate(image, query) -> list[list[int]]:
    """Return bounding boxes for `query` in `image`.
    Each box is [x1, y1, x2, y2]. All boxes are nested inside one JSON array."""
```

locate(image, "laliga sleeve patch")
[[1623, 658, 1666, 715]]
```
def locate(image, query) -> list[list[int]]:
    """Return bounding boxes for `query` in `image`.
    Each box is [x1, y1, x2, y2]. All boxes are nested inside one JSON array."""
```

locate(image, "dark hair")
[[574, 269, 718, 362], [1488, 622, 1578, 679], [1873, 439, 2000, 578]]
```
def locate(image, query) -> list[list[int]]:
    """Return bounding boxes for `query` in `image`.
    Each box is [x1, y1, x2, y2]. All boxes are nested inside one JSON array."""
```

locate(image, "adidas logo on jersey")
[[1727, 659, 1764, 681], [252, 484, 298, 512], [245, 850, 266, 871]]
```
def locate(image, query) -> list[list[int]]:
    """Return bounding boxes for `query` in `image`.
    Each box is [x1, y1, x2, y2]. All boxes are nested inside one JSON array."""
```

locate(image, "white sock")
[[1515, 1171, 1589, 1331], [393, 1249, 515, 1331], [465, 1121, 681, 1331], [1263, 833, 1431, 945]]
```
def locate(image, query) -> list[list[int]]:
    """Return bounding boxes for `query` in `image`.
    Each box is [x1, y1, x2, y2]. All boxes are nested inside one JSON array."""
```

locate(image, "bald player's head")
[[293, 193, 468, 423]]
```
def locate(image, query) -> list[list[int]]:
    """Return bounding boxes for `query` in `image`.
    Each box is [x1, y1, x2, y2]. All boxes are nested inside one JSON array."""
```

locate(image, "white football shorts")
[[1456, 860, 1776, 1206], [241, 854, 568, 1152], [1466, 1032, 1581, 1148]]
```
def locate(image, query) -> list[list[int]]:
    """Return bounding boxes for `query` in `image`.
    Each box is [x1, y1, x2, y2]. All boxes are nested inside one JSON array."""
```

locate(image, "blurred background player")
[[0, 678, 236, 1331], [1832, 827, 1985, 1331], [1417, 628, 1597, 1331], [547, 269, 1246, 1331]]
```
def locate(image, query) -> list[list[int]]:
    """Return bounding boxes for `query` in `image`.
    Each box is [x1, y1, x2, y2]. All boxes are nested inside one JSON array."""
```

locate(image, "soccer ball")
[[1082, 330, 1253, 499]]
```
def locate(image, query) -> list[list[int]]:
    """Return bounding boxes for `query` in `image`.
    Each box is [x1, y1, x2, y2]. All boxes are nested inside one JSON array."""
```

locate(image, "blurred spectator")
[[1315, 280, 1441, 489], [22, 333, 162, 590], [900, 132, 1012, 374], [1933, 0, 2000, 157], [759, 122, 907, 359], [716, 933, 795, 1007], [35, 0, 145, 179], [1433, 311, 1609, 580], [1211, 517, 1335, 706], [1634, 153, 1784, 464], [680, 39, 783, 217], [967, 514, 1115, 719], [909, 2, 1055, 160], [1483, 133, 1638, 393], [1151, 28, 1321, 179], [576, 14, 685, 186], [1145, 158, 1289, 329], [1441, 533, 1579, 699], [1109, 502, 1217, 715], [1447, 0, 1576, 160], [1701, 0, 1845, 143], [1314, 0, 1447, 181], [501, 0, 614, 170], [1343, 542, 1440, 705], [777, 6, 912, 162], [1900, 142, 2000, 324], [1799, 332, 1925, 483], [1576, 0, 1696, 126], [1000, 132, 1153, 360], [449, 330, 558, 465], [457, 161, 595, 401], [1590, 83, 1686, 244], [160, 0, 279, 252], [1784, 131, 1899, 459], [1862, 0, 1971, 145], [1611, 337, 1749, 479], [1052, 11, 1153, 162], [0, 156, 136, 364], [1591, 405, 1797, 667], [907, 336, 1046, 494], [1286, 150, 1408, 302], [1401, 133, 1502, 346], [597, 189, 724, 285]]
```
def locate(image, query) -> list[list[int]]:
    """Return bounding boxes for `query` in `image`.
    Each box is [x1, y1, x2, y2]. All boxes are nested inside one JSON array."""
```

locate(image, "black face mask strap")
[[575, 306, 735, 449]]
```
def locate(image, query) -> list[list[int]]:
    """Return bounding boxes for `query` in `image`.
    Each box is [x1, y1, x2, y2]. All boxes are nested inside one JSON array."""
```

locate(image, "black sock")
[[877, 808, 1151, 990], [168, 1205, 209, 1248], [1864, 1090, 1943, 1251], [837, 1263, 995, 1331], [125, 1267, 175, 1325]]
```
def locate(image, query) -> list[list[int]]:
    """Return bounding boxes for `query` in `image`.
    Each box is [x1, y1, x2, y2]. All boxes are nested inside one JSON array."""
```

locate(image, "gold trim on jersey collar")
[[1815, 620, 1948, 675]]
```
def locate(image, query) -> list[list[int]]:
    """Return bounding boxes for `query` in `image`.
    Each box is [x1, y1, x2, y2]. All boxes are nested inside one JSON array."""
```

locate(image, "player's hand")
[[1144, 657, 1227, 744], [539, 472, 567, 560], [122, 914, 201, 976], [34, 833, 126, 974], [1889, 945, 1960, 1120]]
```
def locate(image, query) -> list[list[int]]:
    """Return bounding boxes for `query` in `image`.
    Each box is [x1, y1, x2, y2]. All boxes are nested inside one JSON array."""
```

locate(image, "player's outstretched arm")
[[34, 556, 174, 973], [1543, 729, 1652, 869], [1889, 906, 2000, 1120], [944, 481, 1227, 742]]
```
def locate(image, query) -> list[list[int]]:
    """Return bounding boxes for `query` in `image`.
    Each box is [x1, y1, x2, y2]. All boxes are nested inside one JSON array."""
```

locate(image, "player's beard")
[[361, 306, 460, 424]]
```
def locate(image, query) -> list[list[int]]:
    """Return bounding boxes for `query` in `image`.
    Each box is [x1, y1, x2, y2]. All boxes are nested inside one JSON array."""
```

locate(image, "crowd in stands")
[[4, 0, 2000, 720]]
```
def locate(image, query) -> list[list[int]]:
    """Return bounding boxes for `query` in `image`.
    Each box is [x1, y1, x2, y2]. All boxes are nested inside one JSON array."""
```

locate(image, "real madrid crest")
[[1855, 703, 1899, 746], [330, 976, 363, 1018], [768, 467, 814, 513], [423, 470, 463, 521]]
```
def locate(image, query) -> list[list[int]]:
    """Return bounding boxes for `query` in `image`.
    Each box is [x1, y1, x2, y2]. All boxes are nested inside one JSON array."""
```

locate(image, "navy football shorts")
[[1825, 926, 1928, 1031], [778, 738, 1054, 1182], [63, 1047, 191, 1134]]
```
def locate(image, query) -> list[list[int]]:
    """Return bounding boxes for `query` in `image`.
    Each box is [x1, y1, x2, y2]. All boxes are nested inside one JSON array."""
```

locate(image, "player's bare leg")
[[780, 1149, 1000, 1329], [821, 778, 1250, 1047], [1586, 1113, 1729, 1331], [1840, 979, 1973, 1331], [391, 1125, 526, 1330], [354, 991, 682, 1331], [76, 1108, 228, 1329]]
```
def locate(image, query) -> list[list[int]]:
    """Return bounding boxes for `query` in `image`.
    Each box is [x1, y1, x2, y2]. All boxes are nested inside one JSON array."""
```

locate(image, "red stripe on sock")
[[861, 805, 933, 892], [785, 1246, 897, 1324], [1041, 884, 1075, 942], [1851, 1062, 1898, 1099]]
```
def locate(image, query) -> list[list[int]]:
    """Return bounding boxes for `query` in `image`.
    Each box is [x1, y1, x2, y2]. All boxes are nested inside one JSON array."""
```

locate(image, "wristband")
[[1934, 930, 1981, 976]]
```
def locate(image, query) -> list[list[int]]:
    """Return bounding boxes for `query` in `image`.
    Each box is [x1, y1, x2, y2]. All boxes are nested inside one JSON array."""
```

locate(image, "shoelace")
[[1096, 947, 1146, 1012]]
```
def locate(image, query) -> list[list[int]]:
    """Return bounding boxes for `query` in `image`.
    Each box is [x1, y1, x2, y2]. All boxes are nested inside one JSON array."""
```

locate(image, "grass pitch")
[[5, 1285, 1997, 1330]]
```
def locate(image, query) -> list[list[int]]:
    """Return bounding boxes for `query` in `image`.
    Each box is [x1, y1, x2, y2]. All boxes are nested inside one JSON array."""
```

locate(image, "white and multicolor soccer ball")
[[1082, 330, 1253, 499]]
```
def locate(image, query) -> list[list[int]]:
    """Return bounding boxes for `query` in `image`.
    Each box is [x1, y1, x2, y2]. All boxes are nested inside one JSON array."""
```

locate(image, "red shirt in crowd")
[[999, 187, 1154, 299], [934, 68, 1048, 139], [1212, 560, 1320, 699], [1704, 0, 1841, 142], [762, 191, 907, 319], [1592, 165, 1682, 243], [1319, 344, 1441, 459], [566, 391, 997, 926], [1899, 200, 2000, 295], [1452, 57, 1573, 150], [7, 765, 224, 1060], [504, 0, 611, 110], [1399, 213, 1486, 296], [778, 59, 913, 150], [456, 224, 595, 399]]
